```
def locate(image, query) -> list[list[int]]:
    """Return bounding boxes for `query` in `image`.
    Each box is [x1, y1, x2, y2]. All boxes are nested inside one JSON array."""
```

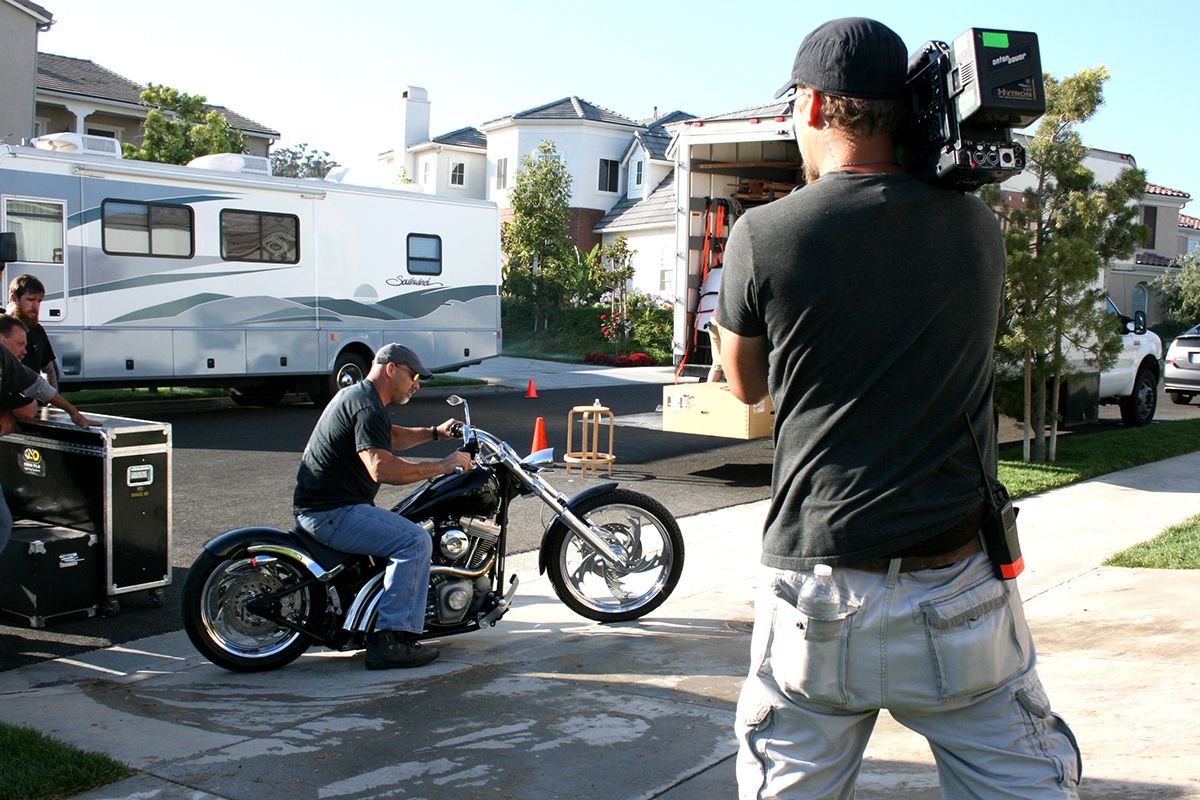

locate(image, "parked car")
[[1164, 324, 1200, 405]]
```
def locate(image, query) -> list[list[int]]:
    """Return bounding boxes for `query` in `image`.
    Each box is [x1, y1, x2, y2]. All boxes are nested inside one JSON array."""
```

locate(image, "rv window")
[[220, 210, 299, 264], [3, 199, 64, 263], [407, 234, 442, 275], [102, 200, 194, 258]]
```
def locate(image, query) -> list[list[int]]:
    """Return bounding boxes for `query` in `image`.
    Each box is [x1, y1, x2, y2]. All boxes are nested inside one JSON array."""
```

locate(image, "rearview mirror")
[[1133, 310, 1147, 335]]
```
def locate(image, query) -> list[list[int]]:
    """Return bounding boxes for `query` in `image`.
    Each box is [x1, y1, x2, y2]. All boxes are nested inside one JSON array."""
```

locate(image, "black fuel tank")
[[395, 468, 501, 521]]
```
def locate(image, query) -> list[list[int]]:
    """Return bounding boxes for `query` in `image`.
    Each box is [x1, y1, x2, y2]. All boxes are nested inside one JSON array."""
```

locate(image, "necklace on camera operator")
[[836, 160, 902, 173]]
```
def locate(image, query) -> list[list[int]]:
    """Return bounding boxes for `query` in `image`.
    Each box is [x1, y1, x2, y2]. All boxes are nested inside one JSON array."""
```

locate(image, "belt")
[[845, 535, 982, 573]]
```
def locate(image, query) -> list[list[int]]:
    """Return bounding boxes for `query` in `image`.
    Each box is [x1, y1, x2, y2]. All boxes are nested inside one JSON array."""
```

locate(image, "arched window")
[[1133, 283, 1149, 317]]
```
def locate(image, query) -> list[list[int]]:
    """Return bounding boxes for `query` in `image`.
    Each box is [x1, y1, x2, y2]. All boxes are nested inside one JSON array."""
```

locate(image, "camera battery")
[[0, 524, 101, 627]]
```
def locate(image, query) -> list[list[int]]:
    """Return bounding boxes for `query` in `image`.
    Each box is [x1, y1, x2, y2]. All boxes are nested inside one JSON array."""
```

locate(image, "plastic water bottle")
[[798, 564, 842, 621]]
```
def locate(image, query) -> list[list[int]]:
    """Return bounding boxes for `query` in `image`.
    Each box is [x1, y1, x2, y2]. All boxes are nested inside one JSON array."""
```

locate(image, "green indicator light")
[[982, 31, 1011, 48]]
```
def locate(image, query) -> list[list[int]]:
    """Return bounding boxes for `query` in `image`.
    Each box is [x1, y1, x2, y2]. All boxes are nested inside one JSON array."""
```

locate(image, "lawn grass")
[[0, 722, 131, 800], [1104, 515, 1200, 569], [998, 419, 1200, 499]]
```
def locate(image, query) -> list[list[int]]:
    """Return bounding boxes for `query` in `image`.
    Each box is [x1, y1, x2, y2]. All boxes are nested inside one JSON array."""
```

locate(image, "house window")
[[33, 117, 50, 137], [407, 233, 442, 275], [220, 210, 299, 263], [635, 160, 645, 187], [422, 162, 432, 185], [86, 126, 120, 139], [496, 158, 508, 190], [3, 198, 64, 263], [1133, 283, 1149, 317], [449, 162, 466, 187], [659, 268, 672, 292], [102, 200, 193, 258], [1142, 206, 1157, 249], [1188, 238, 1200, 255], [598, 158, 620, 193]]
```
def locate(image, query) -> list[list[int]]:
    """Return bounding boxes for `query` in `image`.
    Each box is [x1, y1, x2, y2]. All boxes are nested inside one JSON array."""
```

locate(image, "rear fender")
[[537, 482, 618, 574], [203, 526, 344, 581]]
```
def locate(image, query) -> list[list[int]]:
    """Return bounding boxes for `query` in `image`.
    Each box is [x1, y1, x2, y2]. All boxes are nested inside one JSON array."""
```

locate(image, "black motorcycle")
[[182, 394, 685, 672]]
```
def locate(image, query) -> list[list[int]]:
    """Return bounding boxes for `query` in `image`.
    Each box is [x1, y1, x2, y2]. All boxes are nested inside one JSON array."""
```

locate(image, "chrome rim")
[[200, 556, 309, 658], [558, 503, 674, 615], [336, 361, 365, 390]]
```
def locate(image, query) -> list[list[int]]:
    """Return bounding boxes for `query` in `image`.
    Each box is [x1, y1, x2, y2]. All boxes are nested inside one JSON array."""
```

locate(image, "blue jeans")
[[297, 504, 431, 634], [737, 552, 1081, 799]]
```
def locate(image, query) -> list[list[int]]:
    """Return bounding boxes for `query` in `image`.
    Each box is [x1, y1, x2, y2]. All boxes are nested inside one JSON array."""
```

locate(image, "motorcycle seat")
[[288, 524, 356, 572]]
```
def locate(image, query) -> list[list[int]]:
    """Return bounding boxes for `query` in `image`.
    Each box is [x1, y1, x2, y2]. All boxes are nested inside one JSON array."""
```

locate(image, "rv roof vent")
[[187, 153, 272, 175], [32, 132, 123, 159]]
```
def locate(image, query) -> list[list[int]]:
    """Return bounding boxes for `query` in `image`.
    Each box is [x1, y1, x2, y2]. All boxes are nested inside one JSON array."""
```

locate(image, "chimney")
[[397, 86, 431, 179]]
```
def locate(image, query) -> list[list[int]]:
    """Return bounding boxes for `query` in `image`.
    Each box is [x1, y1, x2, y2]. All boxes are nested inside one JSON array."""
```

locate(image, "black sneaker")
[[364, 630, 439, 670]]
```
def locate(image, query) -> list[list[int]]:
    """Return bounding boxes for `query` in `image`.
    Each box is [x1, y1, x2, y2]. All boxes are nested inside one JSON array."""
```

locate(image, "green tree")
[[270, 142, 337, 178], [1154, 252, 1200, 329], [122, 84, 245, 165], [501, 141, 574, 329], [984, 66, 1147, 462]]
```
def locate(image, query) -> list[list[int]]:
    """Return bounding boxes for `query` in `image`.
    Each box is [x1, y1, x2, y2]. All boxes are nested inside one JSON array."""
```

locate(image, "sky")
[[34, 0, 1200, 205]]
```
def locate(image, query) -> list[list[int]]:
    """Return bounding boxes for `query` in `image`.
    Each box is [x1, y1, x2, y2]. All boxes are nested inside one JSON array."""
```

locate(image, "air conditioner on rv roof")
[[32, 132, 123, 158], [187, 152, 272, 175]]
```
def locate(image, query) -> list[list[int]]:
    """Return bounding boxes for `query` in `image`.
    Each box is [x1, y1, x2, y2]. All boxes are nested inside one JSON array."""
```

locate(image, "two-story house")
[[33, 52, 278, 157], [0, 0, 53, 145], [1114, 183, 1192, 322]]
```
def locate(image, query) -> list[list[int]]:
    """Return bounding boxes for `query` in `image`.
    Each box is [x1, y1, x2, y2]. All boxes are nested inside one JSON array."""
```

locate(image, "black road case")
[[0, 522, 101, 627], [0, 409, 171, 613]]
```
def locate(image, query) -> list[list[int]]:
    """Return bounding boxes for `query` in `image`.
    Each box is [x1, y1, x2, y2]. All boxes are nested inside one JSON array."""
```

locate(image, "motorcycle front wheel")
[[182, 549, 323, 672], [545, 489, 684, 622]]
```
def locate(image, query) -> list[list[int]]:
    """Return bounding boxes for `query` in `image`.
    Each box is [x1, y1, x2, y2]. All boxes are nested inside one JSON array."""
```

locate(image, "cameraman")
[[717, 18, 1080, 798]]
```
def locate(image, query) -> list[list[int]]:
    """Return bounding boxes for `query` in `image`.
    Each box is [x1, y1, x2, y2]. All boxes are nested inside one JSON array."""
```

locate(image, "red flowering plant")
[[599, 310, 631, 344]]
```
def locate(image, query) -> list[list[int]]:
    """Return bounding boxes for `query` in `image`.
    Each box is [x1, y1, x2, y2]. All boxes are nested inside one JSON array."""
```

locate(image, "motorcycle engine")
[[428, 517, 501, 625]]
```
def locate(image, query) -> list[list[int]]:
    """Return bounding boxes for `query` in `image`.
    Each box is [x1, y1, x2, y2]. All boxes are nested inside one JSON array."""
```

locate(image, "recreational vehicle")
[[0, 134, 502, 405]]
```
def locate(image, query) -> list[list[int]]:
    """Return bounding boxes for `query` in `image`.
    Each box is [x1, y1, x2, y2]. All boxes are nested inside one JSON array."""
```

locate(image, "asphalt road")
[[1, 384, 774, 669]]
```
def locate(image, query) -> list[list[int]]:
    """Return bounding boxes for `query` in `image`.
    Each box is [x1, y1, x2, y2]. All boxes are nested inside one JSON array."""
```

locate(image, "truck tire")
[[1169, 392, 1194, 406], [1118, 366, 1157, 427]]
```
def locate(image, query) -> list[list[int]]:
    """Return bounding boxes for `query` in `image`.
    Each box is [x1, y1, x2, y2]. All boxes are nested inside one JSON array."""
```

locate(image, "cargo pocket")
[[764, 577, 859, 707], [1016, 681, 1083, 789], [920, 576, 1025, 700]]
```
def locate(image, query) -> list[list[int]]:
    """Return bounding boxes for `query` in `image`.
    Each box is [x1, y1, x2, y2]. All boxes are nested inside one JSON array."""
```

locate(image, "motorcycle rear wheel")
[[546, 489, 684, 622], [183, 549, 322, 672]]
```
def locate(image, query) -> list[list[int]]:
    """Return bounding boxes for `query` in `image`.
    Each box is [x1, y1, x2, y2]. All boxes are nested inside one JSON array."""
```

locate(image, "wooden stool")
[[564, 404, 615, 475]]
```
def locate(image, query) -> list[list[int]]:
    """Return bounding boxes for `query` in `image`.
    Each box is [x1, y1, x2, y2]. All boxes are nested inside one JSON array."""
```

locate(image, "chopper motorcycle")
[[182, 394, 685, 672]]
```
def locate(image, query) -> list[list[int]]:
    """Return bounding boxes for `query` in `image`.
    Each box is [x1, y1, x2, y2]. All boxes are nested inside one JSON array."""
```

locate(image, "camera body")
[[901, 29, 1045, 190]]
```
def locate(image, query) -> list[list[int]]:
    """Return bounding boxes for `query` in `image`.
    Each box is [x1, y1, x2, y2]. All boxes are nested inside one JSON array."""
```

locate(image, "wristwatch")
[[431, 426, 438, 441]]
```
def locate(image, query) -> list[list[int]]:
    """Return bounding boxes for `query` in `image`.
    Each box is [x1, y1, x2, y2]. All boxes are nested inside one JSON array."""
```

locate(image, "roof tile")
[[1146, 183, 1191, 199], [594, 172, 675, 232], [1180, 214, 1200, 230]]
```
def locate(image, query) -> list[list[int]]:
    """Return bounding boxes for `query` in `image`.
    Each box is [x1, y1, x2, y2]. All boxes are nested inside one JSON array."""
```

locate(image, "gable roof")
[[697, 101, 792, 122], [1147, 183, 1191, 199], [485, 96, 639, 128], [36, 52, 279, 136], [1135, 252, 1173, 267], [594, 172, 676, 232], [420, 126, 486, 150], [9, 0, 52, 24]]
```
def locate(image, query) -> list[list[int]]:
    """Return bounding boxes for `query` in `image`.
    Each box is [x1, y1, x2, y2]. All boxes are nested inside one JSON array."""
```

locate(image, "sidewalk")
[[2, 454, 1199, 798]]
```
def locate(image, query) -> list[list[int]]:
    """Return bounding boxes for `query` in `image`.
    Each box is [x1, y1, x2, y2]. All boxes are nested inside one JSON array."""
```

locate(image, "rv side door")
[[0, 196, 68, 321]]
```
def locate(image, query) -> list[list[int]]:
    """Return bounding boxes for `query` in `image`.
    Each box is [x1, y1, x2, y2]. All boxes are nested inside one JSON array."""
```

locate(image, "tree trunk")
[[1048, 372, 1061, 462], [1022, 349, 1033, 462], [1032, 355, 1046, 463]]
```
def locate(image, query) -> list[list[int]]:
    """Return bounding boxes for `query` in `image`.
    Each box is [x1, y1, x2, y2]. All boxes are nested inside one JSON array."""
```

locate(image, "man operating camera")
[[717, 17, 1081, 798]]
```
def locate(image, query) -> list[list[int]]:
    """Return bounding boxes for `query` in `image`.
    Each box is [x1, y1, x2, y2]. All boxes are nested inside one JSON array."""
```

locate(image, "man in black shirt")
[[718, 18, 1080, 798], [7, 274, 58, 389], [294, 344, 470, 669]]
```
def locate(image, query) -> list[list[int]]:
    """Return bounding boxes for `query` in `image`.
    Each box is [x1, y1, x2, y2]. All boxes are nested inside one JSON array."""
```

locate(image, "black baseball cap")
[[775, 17, 907, 100], [374, 343, 432, 379]]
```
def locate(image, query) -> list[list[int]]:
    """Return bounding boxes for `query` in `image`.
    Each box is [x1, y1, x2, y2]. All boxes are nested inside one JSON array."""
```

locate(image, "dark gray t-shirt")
[[293, 381, 392, 514], [716, 171, 1005, 570]]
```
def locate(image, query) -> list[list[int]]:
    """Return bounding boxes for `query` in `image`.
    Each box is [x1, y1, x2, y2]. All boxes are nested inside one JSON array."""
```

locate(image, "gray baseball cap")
[[374, 343, 432, 378], [775, 17, 907, 100]]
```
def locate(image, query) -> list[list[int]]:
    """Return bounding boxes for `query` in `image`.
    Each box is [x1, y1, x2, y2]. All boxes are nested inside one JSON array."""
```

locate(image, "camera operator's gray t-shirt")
[[716, 170, 1005, 570]]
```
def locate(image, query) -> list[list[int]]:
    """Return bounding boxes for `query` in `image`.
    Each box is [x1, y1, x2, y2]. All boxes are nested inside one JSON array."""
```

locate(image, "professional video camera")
[[901, 29, 1045, 190]]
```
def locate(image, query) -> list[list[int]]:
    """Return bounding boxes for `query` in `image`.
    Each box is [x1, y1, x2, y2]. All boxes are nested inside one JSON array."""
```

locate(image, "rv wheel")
[[312, 351, 369, 405]]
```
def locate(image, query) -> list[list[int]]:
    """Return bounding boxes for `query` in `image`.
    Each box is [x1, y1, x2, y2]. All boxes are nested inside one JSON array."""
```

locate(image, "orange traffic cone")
[[530, 416, 548, 454], [525, 378, 538, 399]]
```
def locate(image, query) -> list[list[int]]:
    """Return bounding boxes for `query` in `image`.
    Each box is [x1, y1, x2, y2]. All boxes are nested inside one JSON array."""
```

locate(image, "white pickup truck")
[[1097, 298, 1163, 427]]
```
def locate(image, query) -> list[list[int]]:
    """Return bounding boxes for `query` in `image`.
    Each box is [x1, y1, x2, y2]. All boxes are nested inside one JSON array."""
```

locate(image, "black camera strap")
[[963, 412, 1024, 580]]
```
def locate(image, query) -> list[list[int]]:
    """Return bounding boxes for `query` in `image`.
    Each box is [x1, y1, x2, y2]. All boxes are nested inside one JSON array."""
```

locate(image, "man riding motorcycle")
[[293, 343, 471, 670]]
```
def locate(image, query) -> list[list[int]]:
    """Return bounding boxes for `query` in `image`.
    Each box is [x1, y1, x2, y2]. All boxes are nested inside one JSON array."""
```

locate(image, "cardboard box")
[[662, 383, 775, 439]]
